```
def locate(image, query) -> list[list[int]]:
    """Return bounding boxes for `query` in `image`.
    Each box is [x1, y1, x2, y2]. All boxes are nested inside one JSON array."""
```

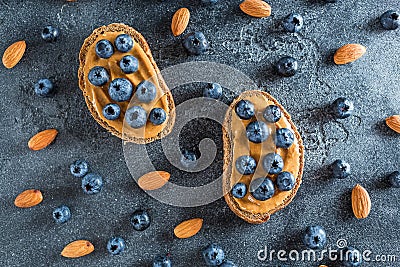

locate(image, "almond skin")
[[138, 171, 170, 191], [385, 115, 400, 133], [28, 129, 58, 151], [174, 218, 203, 239], [333, 44, 366, 65], [61, 240, 94, 258], [171, 8, 190, 36], [14, 189, 43, 208], [351, 184, 371, 219], [239, 0, 271, 18], [2, 40, 26, 69]]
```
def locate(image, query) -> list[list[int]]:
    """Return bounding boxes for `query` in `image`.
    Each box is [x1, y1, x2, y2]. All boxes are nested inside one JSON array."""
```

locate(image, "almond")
[[138, 171, 170, 191], [28, 129, 58, 151], [333, 44, 366, 65], [14, 189, 43, 208], [61, 240, 94, 258], [2, 40, 26, 69], [171, 8, 190, 36], [351, 184, 371, 219], [239, 0, 271, 18], [174, 218, 203, 239], [385, 115, 400, 133]]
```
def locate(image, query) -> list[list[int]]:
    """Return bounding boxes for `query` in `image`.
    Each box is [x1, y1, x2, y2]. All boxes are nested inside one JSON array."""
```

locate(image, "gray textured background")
[[0, 0, 399, 266]]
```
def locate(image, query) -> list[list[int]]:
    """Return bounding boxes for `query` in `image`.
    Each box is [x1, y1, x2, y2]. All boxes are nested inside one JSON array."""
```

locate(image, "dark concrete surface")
[[0, 0, 399, 266]]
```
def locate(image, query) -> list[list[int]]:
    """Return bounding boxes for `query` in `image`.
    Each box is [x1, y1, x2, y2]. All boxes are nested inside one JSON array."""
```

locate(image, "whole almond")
[[171, 8, 190, 36], [351, 184, 371, 219], [28, 129, 58, 151], [174, 218, 203, 239], [138, 171, 170, 191], [334, 44, 366, 65], [239, 0, 271, 18], [2, 40, 26, 69], [385, 115, 400, 133], [61, 240, 94, 258], [14, 189, 43, 208]]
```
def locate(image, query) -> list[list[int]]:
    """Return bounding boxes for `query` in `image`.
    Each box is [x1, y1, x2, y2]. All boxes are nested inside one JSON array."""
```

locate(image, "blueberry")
[[130, 209, 151, 231], [235, 100, 255, 120], [276, 172, 296, 191], [149, 108, 167, 125], [332, 159, 351, 179], [52, 205, 71, 224], [153, 255, 172, 267], [246, 121, 270, 143], [303, 225, 327, 249], [88, 66, 110, 86], [262, 153, 284, 174], [81, 173, 103, 195], [235, 155, 257, 175], [114, 34, 134, 52], [263, 105, 282, 123], [201, 0, 218, 4], [119, 55, 139, 74], [275, 128, 295, 148], [202, 244, 225, 266], [107, 237, 126, 255], [102, 103, 121, 120], [380, 10, 399, 30], [180, 149, 199, 168], [203, 83, 222, 99], [41, 26, 60, 42], [34, 78, 54, 97], [231, 183, 247, 198], [125, 106, 147, 129], [183, 32, 209, 55], [342, 246, 362, 267], [136, 80, 157, 103], [108, 78, 133, 102], [70, 160, 89, 178], [95, 39, 114, 59], [388, 171, 400, 188], [276, 56, 298, 77], [250, 177, 275, 201], [220, 260, 237, 267], [331, 97, 354, 119], [283, 13, 304, 33]]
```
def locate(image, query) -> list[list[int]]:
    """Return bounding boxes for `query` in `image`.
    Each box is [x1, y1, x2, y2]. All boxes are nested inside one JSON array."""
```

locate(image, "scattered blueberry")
[[115, 34, 134, 52], [332, 159, 351, 179], [180, 149, 199, 168], [276, 56, 298, 77], [149, 108, 167, 125], [153, 255, 172, 267], [95, 39, 114, 59], [102, 103, 121, 120], [41, 26, 60, 42], [276, 172, 296, 191], [250, 177, 275, 201], [136, 80, 157, 103], [220, 260, 237, 267], [203, 83, 222, 99], [235, 155, 257, 175], [107, 237, 126, 255], [303, 225, 327, 249], [380, 10, 399, 30], [81, 173, 103, 195], [246, 121, 270, 143], [88, 66, 110, 86], [275, 128, 295, 148], [283, 13, 304, 33], [34, 78, 54, 97], [108, 78, 133, 102], [201, 0, 218, 4], [331, 97, 354, 119], [202, 244, 225, 266], [235, 100, 255, 120], [342, 246, 363, 267], [52, 205, 71, 224], [262, 153, 284, 174], [183, 32, 209, 55], [388, 171, 400, 188], [70, 160, 89, 178], [263, 105, 282, 123], [119, 55, 139, 74], [231, 183, 247, 198], [130, 209, 151, 231], [125, 106, 147, 129]]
